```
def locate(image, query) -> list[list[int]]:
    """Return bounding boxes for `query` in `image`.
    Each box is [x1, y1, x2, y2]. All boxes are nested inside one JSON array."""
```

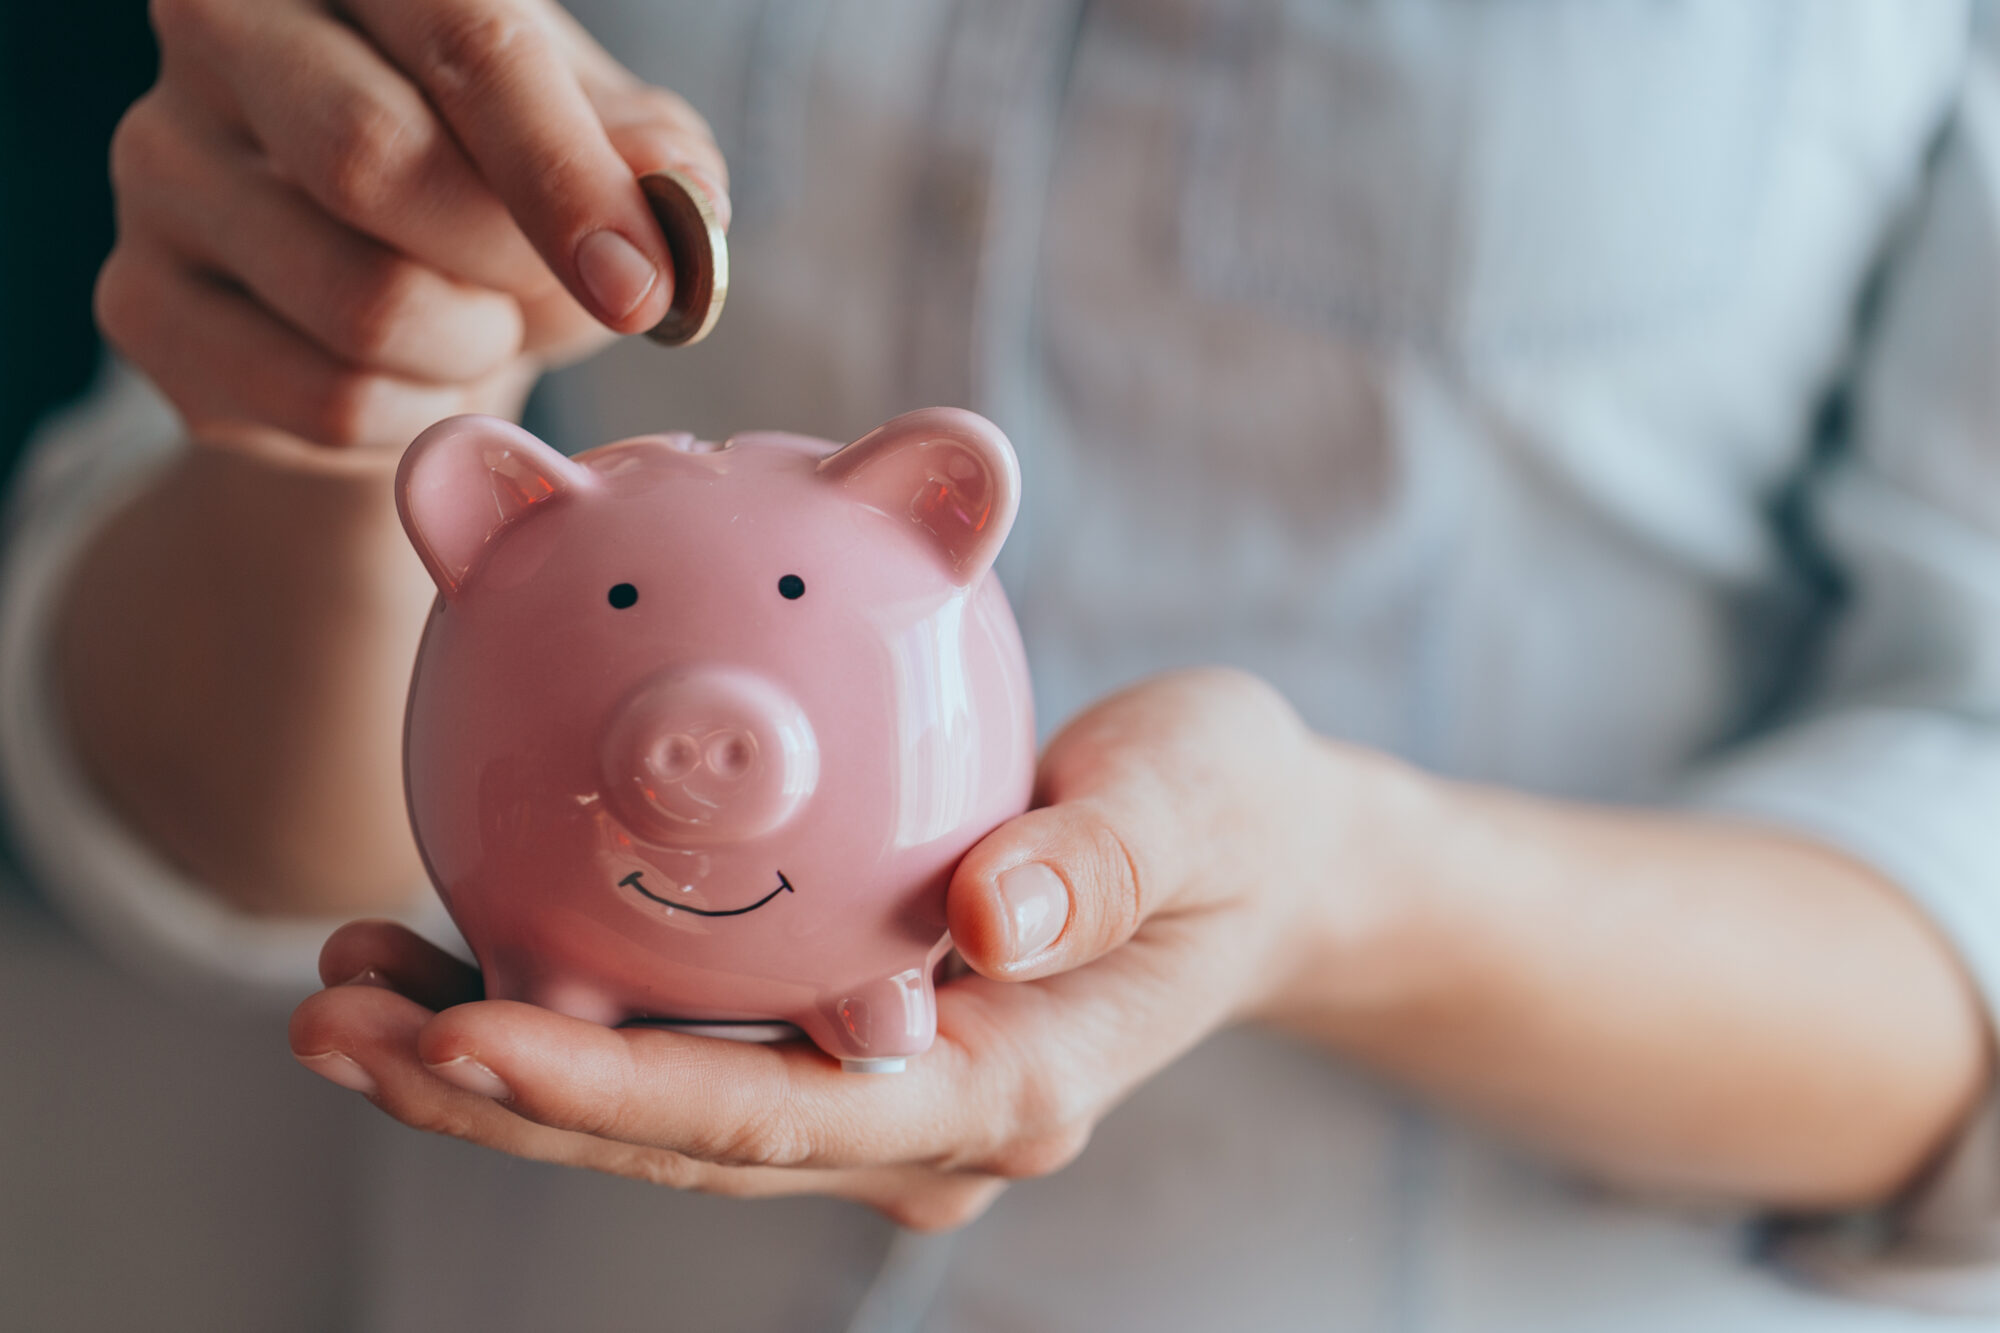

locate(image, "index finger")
[[341, 0, 696, 331], [409, 927, 1230, 1180], [414, 998, 1007, 1172]]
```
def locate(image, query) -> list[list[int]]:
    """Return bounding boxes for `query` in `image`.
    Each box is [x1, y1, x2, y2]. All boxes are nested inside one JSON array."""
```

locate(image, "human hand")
[[69, 2, 733, 911], [97, 0, 729, 451], [290, 669, 1389, 1227]]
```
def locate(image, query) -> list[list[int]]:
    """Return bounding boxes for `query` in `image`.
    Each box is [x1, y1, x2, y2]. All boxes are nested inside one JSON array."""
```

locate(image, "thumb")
[[948, 669, 1309, 981], [596, 91, 733, 232], [947, 791, 1172, 981]]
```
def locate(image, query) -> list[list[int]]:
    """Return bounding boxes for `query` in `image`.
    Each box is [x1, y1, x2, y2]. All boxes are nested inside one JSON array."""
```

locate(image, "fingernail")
[[298, 1051, 377, 1098], [997, 862, 1068, 962], [338, 967, 394, 991], [575, 228, 658, 320], [427, 1055, 511, 1101]]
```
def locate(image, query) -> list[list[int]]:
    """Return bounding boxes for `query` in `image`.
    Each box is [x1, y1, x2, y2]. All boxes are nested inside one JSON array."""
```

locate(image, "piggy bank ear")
[[396, 415, 590, 598], [817, 407, 1020, 584]]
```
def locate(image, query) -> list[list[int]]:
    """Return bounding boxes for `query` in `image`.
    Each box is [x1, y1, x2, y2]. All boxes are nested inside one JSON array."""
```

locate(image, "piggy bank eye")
[[777, 574, 805, 600], [607, 583, 639, 609]]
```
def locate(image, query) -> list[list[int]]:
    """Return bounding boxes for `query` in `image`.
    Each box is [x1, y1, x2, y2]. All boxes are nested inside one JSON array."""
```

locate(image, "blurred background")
[[0, 1, 156, 490], [7, 5, 1994, 1330], [0, 14, 359, 1331]]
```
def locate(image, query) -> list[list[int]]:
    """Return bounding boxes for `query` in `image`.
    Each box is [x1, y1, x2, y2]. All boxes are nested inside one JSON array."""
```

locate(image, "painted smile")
[[619, 869, 795, 917]]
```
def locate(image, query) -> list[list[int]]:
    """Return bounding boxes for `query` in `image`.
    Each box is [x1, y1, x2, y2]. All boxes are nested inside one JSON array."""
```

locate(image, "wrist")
[[1250, 740, 1476, 1037], [56, 436, 434, 914]]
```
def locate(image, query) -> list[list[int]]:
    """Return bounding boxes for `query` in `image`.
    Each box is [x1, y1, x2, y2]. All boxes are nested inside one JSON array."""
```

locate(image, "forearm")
[[1270, 745, 1991, 1210], [55, 429, 435, 916]]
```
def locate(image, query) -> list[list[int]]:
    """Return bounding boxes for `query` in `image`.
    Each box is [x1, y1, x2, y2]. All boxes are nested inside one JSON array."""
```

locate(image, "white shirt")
[[8, 1, 2000, 1327]]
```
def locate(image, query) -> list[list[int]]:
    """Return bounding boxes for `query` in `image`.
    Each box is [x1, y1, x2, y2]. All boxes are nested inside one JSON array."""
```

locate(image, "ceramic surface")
[[397, 408, 1035, 1070]]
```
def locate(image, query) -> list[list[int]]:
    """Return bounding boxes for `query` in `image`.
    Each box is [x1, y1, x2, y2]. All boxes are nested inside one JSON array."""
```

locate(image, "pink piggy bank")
[[396, 407, 1035, 1072]]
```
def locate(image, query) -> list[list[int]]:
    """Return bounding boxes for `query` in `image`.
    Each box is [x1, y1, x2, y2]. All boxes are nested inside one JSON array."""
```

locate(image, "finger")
[[947, 799, 1146, 981], [591, 85, 732, 231], [411, 997, 1015, 1173], [546, 9, 732, 224], [96, 237, 471, 448], [290, 982, 979, 1214], [316, 918, 483, 1011], [292, 980, 720, 1179], [180, 0, 556, 298], [114, 97, 524, 382], [948, 669, 1307, 979], [342, 0, 705, 330], [517, 279, 615, 365], [411, 960, 1192, 1185], [411, 945, 1230, 1185]]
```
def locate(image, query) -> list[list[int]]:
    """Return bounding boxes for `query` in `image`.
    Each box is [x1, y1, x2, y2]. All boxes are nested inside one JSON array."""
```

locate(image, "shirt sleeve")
[[1678, 31, 2000, 1307], [0, 360, 456, 1007]]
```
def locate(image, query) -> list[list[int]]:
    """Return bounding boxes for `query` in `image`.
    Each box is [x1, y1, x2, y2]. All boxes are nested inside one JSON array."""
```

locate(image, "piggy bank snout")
[[600, 671, 819, 845]]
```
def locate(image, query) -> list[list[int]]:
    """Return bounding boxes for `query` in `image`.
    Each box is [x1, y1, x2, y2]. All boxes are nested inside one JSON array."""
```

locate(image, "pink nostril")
[[651, 734, 701, 782], [647, 731, 756, 784], [706, 732, 755, 779]]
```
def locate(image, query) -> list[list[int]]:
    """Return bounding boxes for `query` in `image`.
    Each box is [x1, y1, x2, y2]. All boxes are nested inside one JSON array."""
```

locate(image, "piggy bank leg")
[[541, 986, 629, 1028], [484, 960, 629, 1029], [796, 966, 937, 1074]]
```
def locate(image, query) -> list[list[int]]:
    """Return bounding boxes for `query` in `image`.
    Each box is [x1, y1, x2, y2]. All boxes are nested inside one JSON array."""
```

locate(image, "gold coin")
[[640, 167, 729, 346]]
